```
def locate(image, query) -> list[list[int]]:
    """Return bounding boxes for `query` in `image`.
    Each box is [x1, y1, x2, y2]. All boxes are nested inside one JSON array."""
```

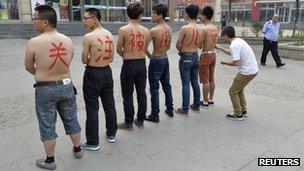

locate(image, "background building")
[[0, 0, 177, 23], [252, 0, 304, 23]]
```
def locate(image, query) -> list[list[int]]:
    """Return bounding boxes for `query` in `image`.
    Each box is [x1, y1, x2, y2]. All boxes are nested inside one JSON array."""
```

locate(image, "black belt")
[[33, 80, 64, 88]]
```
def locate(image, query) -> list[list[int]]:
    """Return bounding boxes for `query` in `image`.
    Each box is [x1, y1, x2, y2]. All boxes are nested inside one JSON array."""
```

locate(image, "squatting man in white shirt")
[[215, 26, 259, 121]]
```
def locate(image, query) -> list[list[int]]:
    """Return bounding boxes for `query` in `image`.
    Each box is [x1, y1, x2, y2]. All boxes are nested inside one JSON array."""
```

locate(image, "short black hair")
[[221, 26, 235, 38], [34, 5, 57, 28], [185, 4, 199, 19], [127, 2, 144, 19], [202, 6, 214, 20], [152, 3, 168, 20], [85, 8, 101, 22]]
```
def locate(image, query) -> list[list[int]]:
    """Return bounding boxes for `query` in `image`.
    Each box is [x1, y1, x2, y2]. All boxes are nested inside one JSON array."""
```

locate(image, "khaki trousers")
[[229, 72, 257, 116]]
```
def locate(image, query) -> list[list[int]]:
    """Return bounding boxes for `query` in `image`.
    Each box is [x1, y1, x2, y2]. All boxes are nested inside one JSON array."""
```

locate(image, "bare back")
[[180, 24, 203, 53], [201, 24, 219, 52], [30, 31, 74, 82], [150, 24, 172, 57], [120, 24, 149, 59], [85, 28, 114, 67]]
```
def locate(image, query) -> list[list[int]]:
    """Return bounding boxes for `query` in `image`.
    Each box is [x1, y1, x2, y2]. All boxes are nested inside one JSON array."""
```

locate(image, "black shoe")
[[190, 104, 200, 111], [200, 101, 209, 108], [242, 111, 247, 117], [277, 63, 285, 68], [261, 63, 266, 66], [226, 114, 244, 121], [165, 109, 174, 117], [175, 107, 189, 116], [134, 119, 144, 129], [118, 122, 134, 131], [208, 101, 215, 107], [146, 114, 159, 123]]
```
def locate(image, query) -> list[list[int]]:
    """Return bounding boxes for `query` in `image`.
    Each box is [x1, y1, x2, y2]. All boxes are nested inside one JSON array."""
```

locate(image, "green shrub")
[[251, 22, 263, 38], [293, 29, 304, 46]]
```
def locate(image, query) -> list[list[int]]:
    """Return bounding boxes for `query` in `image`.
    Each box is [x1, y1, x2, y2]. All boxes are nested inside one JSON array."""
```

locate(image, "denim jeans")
[[83, 65, 117, 145], [148, 56, 173, 115], [179, 52, 201, 110], [35, 81, 81, 141], [120, 59, 147, 124]]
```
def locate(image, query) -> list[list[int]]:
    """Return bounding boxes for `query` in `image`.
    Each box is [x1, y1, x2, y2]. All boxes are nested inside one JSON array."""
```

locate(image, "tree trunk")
[[228, 0, 232, 25], [292, 0, 300, 37]]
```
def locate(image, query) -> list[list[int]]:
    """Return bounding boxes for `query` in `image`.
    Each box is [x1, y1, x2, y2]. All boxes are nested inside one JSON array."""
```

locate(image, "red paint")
[[209, 29, 218, 44], [187, 29, 200, 46], [103, 35, 113, 61], [136, 31, 145, 52], [49, 42, 68, 70], [127, 31, 145, 52], [95, 38, 104, 63], [128, 31, 136, 52], [160, 31, 171, 48]]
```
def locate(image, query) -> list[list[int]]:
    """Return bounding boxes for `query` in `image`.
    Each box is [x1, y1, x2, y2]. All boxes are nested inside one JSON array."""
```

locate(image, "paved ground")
[[1, 32, 304, 171]]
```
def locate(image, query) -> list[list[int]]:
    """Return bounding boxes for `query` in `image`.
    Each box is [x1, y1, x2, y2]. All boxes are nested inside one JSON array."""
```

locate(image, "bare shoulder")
[[164, 24, 172, 31], [104, 28, 114, 37], [119, 25, 129, 32], [150, 26, 158, 32], [141, 25, 149, 33]]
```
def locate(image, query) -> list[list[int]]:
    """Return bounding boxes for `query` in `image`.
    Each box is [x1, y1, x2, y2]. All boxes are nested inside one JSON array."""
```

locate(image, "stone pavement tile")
[[56, 142, 134, 170], [186, 156, 238, 171], [126, 147, 200, 170], [0, 162, 20, 171], [270, 128, 304, 158], [240, 150, 303, 171], [175, 132, 261, 170], [16, 153, 66, 171], [0, 140, 34, 166]]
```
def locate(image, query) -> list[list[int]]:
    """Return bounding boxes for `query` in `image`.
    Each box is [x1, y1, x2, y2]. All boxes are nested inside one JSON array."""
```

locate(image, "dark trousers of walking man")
[[260, 38, 284, 67]]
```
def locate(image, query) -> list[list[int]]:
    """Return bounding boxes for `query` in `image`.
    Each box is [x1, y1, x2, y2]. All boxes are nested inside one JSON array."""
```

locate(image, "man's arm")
[[166, 29, 173, 51], [145, 29, 152, 58], [221, 60, 240, 66], [116, 28, 124, 57], [199, 29, 206, 50], [262, 22, 269, 34], [176, 28, 185, 52], [81, 36, 90, 64], [215, 45, 231, 55], [24, 40, 36, 75]]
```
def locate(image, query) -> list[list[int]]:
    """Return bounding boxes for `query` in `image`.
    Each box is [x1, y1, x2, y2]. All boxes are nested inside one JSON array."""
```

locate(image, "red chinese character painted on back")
[[49, 42, 68, 70], [160, 31, 171, 48], [187, 29, 200, 46], [136, 31, 145, 52], [127, 31, 145, 52], [95, 38, 103, 63], [103, 36, 113, 61], [127, 31, 136, 52], [210, 29, 218, 44]]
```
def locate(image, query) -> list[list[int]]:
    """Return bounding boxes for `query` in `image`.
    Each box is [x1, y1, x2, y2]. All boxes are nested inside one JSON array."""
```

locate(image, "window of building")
[[0, 0, 19, 20], [300, 10, 304, 22]]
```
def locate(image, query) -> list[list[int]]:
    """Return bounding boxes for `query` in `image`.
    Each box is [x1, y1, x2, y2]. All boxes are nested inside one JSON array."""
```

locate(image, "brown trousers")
[[229, 72, 257, 116]]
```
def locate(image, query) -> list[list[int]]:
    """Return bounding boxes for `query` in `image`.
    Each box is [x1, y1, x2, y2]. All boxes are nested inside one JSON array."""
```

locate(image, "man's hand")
[[220, 61, 227, 65]]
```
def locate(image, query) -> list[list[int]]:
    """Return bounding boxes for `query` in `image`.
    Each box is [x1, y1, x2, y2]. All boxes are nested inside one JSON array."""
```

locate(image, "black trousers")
[[260, 38, 283, 66], [120, 59, 147, 124], [83, 65, 117, 145]]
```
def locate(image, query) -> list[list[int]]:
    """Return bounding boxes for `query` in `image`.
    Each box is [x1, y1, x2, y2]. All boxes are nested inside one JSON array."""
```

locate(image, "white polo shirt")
[[229, 38, 259, 75]]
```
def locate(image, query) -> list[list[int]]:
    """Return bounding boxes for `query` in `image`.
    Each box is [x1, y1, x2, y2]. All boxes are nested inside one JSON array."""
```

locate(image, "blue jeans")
[[35, 82, 81, 141], [148, 57, 173, 115], [179, 52, 201, 110]]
